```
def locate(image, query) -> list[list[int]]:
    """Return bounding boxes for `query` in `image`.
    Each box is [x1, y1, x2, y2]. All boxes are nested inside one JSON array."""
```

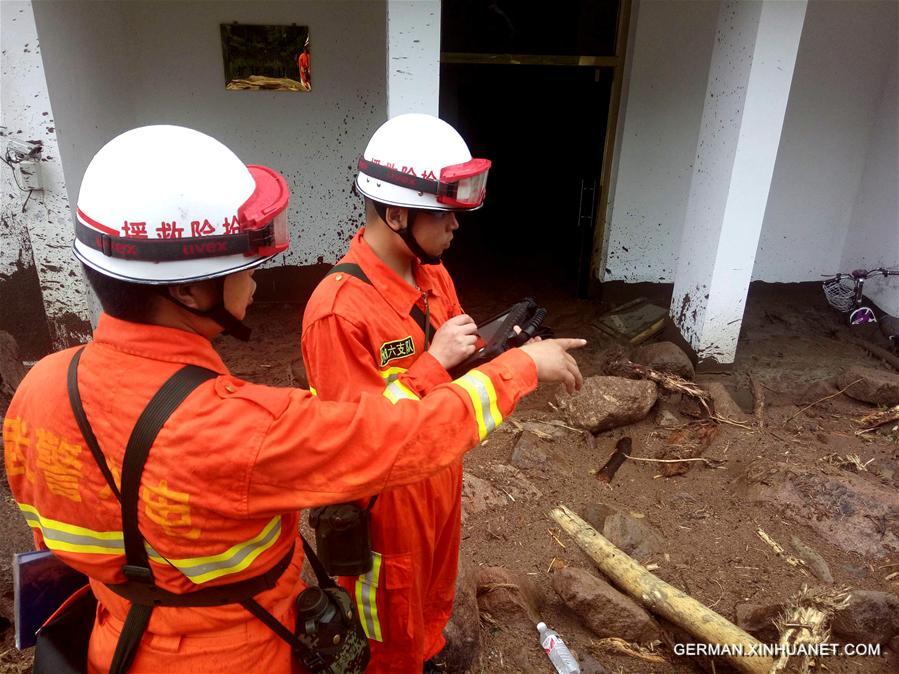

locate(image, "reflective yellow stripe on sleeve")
[[355, 551, 383, 641], [453, 369, 503, 441], [382, 379, 420, 403], [378, 367, 406, 384], [18, 502, 282, 584], [379, 366, 419, 403]]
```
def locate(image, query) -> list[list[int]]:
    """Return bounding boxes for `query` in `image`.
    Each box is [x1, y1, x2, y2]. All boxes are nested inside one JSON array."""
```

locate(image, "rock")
[[831, 591, 899, 645], [461, 473, 508, 520], [556, 376, 658, 432], [839, 366, 899, 406], [656, 409, 681, 428], [704, 382, 750, 420], [602, 511, 665, 560], [438, 555, 480, 672], [796, 378, 838, 405], [734, 603, 782, 642], [632, 341, 695, 380], [461, 467, 541, 522], [582, 503, 619, 532], [739, 460, 899, 558], [551, 567, 661, 642], [289, 358, 308, 389], [509, 432, 551, 474], [579, 653, 609, 674], [476, 567, 539, 630], [518, 420, 571, 440], [485, 464, 542, 501], [790, 537, 833, 584]]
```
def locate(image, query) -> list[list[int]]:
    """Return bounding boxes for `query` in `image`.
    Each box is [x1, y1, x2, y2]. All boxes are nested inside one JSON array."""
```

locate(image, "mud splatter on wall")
[[387, 0, 440, 118], [1, 1, 91, 356]]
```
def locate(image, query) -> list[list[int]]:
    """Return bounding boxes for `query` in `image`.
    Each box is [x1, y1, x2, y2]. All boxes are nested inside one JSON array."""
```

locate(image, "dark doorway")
[[439, 1, 619, 299]]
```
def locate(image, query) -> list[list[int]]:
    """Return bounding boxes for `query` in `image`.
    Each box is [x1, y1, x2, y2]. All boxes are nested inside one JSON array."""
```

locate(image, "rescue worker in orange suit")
[[297, 36, 311, 90], [4, 125, 585, 674], [302, 114, 531, 672]]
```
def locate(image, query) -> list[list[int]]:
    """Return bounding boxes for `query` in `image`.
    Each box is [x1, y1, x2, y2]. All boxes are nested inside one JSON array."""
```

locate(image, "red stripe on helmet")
[[77, 208, 120, 236]]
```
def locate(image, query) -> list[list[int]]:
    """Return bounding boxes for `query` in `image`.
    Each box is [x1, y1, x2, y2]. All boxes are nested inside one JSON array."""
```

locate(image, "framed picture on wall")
[[220, 23, 311, 92]]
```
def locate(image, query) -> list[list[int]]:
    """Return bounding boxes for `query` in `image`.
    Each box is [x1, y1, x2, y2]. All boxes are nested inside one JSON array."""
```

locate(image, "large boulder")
[[601, 512, 665, 561], [552, 567, 661, 642], [838, 366, 899, 406], [556, 376, 657, 432], [831, 591, 899, 645], [739, 460, 899, 558], [632, 341, 695, 380]]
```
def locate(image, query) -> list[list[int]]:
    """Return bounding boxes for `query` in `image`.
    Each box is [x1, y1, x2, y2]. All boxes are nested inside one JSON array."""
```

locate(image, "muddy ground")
[[1, 278, 897, 673]]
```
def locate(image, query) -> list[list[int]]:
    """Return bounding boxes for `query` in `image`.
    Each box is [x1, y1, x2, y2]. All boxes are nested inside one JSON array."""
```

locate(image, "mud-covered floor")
[[2, 279, 897, 674]]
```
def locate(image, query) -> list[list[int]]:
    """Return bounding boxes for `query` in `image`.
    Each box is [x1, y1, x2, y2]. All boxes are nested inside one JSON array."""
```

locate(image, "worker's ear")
[[169, 279, 218, 311], [384, 206, 408, 233]]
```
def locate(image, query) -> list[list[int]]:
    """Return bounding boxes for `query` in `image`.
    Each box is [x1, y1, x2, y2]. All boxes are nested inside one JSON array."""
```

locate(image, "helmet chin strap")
[[157, 282, 253, 341], [373, 202, 442, 265]]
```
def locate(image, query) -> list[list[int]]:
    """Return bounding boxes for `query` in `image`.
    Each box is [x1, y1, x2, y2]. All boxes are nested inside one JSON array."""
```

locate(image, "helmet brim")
[[73, 240, 277, 285]]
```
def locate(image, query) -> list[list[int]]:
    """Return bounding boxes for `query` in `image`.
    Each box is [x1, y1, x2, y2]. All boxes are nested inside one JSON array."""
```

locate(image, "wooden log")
[[550, 504, 773, 674], [596, 436, 631, 483]]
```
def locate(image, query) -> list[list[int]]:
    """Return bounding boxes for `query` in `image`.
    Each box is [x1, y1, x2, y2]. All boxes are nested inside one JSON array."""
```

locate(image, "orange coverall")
[[301, 229, 478, 672], [4, 313, 535, 673]]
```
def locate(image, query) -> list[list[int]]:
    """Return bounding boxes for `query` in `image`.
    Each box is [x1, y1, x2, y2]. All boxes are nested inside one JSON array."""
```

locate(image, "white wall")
[[753, 0, 897, 282], [841, 51, 899, 315], [604, 0, 898, 299], [387, 0, 441, 118], [602, 0, 719, 283], [32, 0, 388, 270]]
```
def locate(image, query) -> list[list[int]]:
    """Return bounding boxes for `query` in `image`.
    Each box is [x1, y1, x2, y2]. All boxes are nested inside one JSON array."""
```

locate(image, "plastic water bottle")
[[537, 622, 580, 674]]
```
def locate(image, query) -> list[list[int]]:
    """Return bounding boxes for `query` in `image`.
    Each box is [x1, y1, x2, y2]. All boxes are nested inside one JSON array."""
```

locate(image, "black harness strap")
[[119, 364, 218, 585], [66, 348, 304, 673], [329, 262, 371, 285], [327, 262, 438, 349], [67, 350, 121, 502]]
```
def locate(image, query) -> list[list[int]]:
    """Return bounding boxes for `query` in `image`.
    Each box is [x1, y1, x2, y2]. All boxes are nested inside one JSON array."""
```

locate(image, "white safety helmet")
[[74, 125, 290, 285], [355, 113, 491, 212]]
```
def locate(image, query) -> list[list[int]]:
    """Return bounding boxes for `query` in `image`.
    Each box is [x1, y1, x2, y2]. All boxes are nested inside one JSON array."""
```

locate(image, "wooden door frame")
[[439, 0, 633, 296]]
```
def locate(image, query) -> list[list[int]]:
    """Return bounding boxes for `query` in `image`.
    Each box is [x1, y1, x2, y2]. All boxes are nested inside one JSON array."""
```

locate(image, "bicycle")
[[822, 267, 899, 348]]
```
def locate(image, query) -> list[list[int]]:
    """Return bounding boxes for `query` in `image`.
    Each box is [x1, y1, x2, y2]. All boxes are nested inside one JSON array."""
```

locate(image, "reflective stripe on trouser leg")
[[355, 551, 383, 641]]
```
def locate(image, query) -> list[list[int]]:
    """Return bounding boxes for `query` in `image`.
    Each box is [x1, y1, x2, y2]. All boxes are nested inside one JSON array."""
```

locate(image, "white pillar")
[[386, 0, 441, 118], [1, 0, 92, 350], [671, 0, 807, 367]]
